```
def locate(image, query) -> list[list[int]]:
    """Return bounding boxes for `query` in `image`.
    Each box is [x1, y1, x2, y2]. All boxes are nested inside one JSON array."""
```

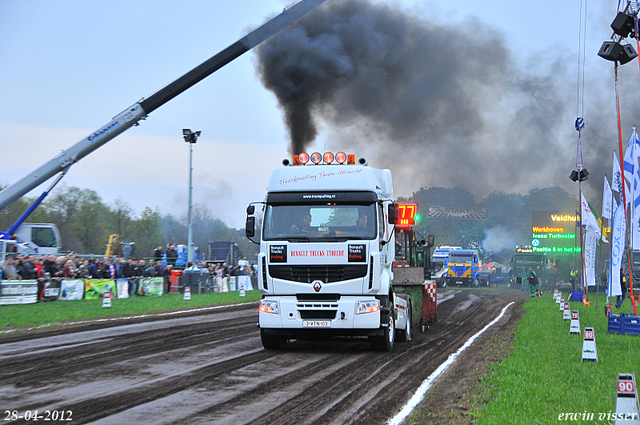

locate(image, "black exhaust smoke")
[[255, 0, 640, 199]]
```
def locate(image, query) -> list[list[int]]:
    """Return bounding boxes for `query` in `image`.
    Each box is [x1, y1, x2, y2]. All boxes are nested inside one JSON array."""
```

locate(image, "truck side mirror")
[[388, 204, 398, 224], [428, 234, 435, 247], [246, 205, 255, 215], [245, 216, 255, 239]]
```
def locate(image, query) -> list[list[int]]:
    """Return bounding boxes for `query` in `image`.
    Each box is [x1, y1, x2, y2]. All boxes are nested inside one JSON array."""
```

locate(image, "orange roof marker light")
[[335, 152, 347, 164], [310, 152, 323, 165], [298, 152, 309, 165], [323, 152, 335, 164], [347, 154, 356, 165]]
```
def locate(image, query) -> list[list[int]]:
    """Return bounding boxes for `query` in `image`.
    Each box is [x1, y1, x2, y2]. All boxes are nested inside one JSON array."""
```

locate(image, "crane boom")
[[0, 0, 327, 212]]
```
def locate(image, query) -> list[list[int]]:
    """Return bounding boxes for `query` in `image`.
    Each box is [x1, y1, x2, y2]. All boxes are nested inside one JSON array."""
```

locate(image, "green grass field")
[[0, 290, 262, 331], [473, 293, 640, 424]]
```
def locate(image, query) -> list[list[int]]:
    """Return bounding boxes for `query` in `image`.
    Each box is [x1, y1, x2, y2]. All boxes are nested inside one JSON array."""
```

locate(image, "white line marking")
[[0, 302, 257, 334], [387, 301, 515, 425]]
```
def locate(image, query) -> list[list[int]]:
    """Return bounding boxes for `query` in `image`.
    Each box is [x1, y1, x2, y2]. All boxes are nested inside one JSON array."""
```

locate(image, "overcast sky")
[[0, 0, 630, 230]]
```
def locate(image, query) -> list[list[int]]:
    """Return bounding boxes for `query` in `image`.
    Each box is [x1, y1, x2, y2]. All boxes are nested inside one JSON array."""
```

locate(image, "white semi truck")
[[245, 152, 412, 351]]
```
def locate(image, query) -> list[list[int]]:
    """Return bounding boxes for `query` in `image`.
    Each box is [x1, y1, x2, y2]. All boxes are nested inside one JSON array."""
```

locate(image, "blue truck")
[[443, 249, 486, 287]]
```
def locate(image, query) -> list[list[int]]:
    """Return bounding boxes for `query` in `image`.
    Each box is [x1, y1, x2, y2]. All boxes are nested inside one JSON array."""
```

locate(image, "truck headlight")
[[356, 300, 380, 315], [259, 299, 280, 314]]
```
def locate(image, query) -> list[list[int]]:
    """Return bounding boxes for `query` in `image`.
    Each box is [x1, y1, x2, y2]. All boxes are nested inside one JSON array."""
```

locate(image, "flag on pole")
[[608, 203, 626, 297], [589, 201, 608, 242], [581, 193, 606, 242], [629, 130, 640, 250], [622, 128, 639, 185], [613, 151, 623, 193], [603, 176, 613, 221], [613, 150, 631, 204]]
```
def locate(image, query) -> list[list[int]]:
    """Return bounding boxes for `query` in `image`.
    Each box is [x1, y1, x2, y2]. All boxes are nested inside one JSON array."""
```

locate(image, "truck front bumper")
[[259, 295, 385, 338]]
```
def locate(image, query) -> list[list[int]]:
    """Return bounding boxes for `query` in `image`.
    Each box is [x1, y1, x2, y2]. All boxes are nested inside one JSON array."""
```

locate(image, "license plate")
[[303, 320, 331, 328]]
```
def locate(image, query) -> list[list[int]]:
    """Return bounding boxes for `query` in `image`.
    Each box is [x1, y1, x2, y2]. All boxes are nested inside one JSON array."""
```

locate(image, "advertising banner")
[[0, 280, 38, 305], [237, 275, 252, 291], [116, 278, 129, 299], [42, 280, 60, 301], [139, 277, 163, 296], [583, 228, 597, 287], [214, 277, 229, 293], [85, 279, 115, 299], [59, 279, 85, 300]]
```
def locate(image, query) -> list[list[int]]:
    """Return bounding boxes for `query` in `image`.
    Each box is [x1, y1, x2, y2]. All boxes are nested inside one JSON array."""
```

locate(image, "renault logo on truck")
[[312, 280, 323, 292]]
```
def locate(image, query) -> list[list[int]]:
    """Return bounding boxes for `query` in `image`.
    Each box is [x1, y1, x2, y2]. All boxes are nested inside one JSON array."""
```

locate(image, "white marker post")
[[184, 286, 191, 301], [563, 303, 571, 320], [570, 310, 581, 334], [560, 297, 566, 310], [615, 373, 639, 424], [102, 285, 112, 308], [581, 327, 597, 362]]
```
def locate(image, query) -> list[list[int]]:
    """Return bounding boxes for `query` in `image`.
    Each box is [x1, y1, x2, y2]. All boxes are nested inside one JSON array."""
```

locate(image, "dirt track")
[[0, 289, 526, 425]]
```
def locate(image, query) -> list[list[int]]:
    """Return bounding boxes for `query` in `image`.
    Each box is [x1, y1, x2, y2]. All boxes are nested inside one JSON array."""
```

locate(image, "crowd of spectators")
[[1, 252, 177, 298], [1, 242, 256, 297]]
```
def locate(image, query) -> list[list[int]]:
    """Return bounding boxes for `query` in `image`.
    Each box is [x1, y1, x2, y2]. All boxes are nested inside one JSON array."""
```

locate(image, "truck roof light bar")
[[289, 151, 358, 165]]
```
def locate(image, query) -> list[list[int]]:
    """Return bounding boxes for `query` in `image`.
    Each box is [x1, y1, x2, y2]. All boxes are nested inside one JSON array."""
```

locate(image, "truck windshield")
[[449, 255, 473, 263], [263, 204, 377, 241]]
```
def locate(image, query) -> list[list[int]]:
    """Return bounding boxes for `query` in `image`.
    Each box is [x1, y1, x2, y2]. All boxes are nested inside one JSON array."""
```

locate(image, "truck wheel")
[[472, 278, 480, 287], [441, 277, 448, 288], [396, 301, 412, 343], [260, 329, 287, 350], [369, 306, 395, 351]]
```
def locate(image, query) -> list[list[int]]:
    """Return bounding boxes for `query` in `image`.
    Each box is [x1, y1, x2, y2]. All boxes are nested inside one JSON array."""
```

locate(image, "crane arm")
[[0, 0, 327, 212]]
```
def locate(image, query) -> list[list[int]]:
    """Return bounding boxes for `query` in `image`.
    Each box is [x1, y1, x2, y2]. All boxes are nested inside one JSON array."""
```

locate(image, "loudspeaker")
[[611, 12, 635, 37], [619, 44, 638, 65], [598, 41, 623, 61], [579, 168, 589, 182], [569, 169, 589, 182]]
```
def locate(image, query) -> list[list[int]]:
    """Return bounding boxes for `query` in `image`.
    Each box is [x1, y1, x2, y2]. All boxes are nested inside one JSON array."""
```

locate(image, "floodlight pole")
[[183, 129, 200, 265]]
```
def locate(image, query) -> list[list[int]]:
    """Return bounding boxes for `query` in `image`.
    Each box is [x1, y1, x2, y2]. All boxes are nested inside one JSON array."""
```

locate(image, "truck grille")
[[269, 265, 367, 283]]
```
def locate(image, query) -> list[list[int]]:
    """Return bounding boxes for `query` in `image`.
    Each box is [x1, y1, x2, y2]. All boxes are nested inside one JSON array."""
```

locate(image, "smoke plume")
[[482, 226, 519, 254], [255, 0, 640, 200]]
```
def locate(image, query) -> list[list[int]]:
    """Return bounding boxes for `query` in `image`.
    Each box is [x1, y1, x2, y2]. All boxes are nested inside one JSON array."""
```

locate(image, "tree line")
[[0, 184, 256, 261], [1, 183, 578, 264]]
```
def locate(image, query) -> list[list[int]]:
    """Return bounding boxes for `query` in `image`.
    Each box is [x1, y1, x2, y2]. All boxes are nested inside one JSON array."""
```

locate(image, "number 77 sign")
[[396, 204, 417, 227]]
